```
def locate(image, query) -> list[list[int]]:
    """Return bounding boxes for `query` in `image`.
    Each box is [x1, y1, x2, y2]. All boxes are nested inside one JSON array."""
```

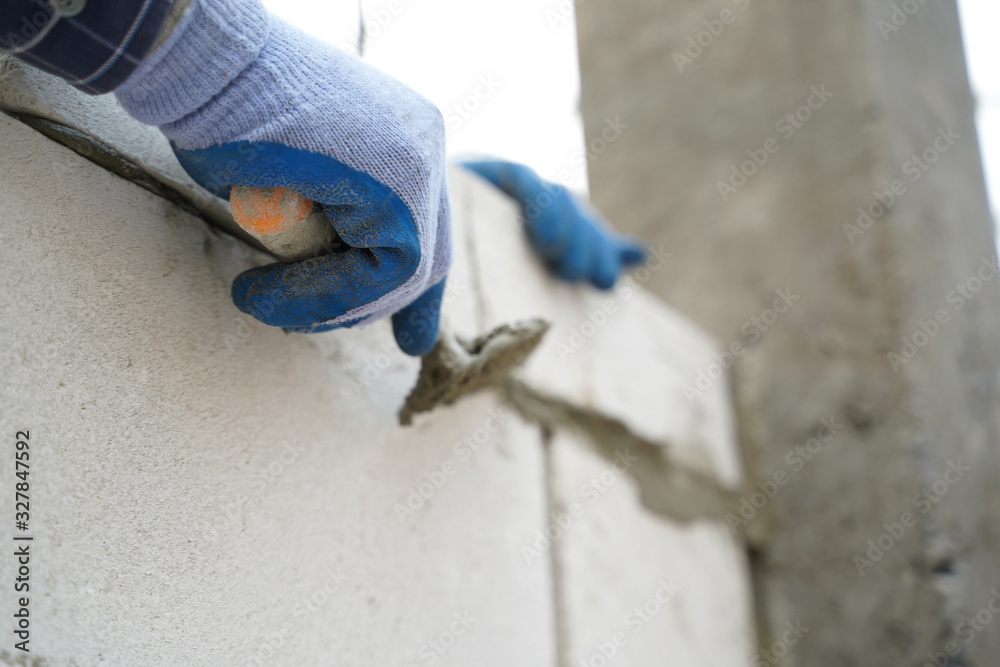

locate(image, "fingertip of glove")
[[619, 241, 647, 266], [528, 221, 567, 260], [551, 258, 587, 283], [391, 279, 448, 357], [231, 267, 288, 326], [458, 159, 497, 173], [459, 160, 508, 189], [591, 263, 617, 291], [592, 276, 616, 291], [393, 317, 439, 357], [460, 159, 542, 200], [231, 271, 264, 319]]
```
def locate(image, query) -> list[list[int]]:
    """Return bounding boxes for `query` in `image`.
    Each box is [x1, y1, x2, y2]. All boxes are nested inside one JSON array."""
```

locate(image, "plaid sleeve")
[[0, 0, 172, 95]]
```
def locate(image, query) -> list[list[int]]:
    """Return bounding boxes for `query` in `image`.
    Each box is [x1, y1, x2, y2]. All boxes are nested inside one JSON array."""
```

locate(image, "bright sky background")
[[261, 0, 588, 190], [957, 0, 1000, 230], [264, 0, 999, 224]]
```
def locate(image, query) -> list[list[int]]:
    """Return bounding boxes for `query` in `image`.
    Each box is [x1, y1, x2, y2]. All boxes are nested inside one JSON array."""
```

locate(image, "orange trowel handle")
[[229, 186, 343, 261]]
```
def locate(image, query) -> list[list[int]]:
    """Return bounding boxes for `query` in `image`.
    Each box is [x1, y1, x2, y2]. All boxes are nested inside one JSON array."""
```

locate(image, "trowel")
[[229, 185, 548, 425]]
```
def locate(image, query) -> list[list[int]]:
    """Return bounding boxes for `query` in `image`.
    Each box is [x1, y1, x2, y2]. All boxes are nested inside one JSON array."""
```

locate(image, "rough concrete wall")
[[456, 168, 756, 666], [0, 62, 754, 665], [0, 113, 557, 666], [575, 0, 1000, 665]]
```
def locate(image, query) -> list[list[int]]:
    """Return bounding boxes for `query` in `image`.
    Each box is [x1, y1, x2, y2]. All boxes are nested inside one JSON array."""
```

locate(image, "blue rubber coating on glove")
[[283, 317, 365, 335], [391, 278, 447, 356], [459, 160, 646, 290], [116, 5, 452, 356], [175, 141, 419, 329], [288, 279, 445, 355]]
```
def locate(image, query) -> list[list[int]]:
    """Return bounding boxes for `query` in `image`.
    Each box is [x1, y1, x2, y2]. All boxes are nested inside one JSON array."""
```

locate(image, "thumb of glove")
[[391, 279, 447, 356]]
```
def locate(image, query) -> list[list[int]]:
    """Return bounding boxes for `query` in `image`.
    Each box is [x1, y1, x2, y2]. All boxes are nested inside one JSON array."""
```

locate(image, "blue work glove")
[[460, 160, 646, 289], [115, 0, 450, 356]]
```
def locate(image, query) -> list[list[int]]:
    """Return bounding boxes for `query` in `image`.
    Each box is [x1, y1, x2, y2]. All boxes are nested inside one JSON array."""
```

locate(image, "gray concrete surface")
[[0, 113, 557, 666], [0, 81, 752, 663], [575, 0, 1000, 664]]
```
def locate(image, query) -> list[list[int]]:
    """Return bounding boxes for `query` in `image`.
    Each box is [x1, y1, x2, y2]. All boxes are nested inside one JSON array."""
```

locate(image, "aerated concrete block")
[[0, 114, 556, 667]]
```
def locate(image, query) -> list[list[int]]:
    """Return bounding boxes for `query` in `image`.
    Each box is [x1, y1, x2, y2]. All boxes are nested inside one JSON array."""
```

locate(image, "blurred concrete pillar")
[[576, 0, 1000, 664]]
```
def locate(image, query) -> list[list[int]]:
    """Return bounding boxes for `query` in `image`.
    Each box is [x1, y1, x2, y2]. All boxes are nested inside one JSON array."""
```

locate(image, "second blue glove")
[[460, 160, 646, 290]]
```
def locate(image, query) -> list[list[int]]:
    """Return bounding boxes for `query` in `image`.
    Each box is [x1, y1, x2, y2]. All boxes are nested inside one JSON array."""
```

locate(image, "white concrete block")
[[0, 55, 234, 233], [459, 168, 592, 402], [457, 167, 743, 489], [454, 166, 754, 666], [547, 431, 755, 667], [0, 114, 556, 667], [0, 73, 753, 666]]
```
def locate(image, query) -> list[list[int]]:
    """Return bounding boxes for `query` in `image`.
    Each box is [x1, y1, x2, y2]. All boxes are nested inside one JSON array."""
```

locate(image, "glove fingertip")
[[591, 275, 616, 291], [231, 271, 266, 320], [391, 280, 447, 357], [393, 319, 438, 356], [591, 260, 618, 291], [552, 244, 589, 283], [461, 159, 543, 202], [619, 240, 647, 266], [459, 160, 507, 189], [232, 268, 285, 326]]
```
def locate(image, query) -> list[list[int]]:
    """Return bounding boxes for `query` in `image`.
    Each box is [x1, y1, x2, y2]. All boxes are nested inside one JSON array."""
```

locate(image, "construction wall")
[[575, 0, 1000, 665], [0, 60, 753, 666]]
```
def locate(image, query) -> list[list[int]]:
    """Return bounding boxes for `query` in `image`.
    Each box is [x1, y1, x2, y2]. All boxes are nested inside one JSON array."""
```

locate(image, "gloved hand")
[[460, 160, 645, 289], [115, 0, 451, 356]]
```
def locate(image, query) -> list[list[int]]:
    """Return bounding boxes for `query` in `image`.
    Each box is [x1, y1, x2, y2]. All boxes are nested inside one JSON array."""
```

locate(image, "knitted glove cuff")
[[115, 0, 269, 126]]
